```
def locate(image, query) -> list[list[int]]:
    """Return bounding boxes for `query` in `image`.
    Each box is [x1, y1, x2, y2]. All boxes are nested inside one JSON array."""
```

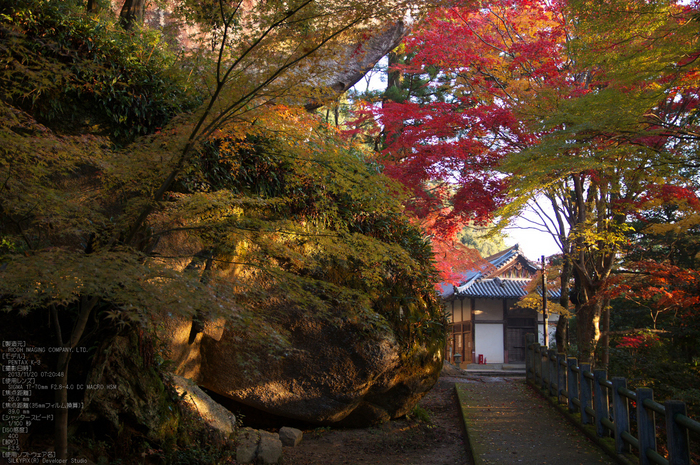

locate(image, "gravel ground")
[[281, 375, 470, 465]]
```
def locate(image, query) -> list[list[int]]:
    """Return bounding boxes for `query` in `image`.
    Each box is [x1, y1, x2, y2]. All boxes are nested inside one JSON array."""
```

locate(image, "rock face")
[[163, 308, 443, 427], [236, 428, 283, 465], [278, 427, 303, 447], [80, 334, 177, 441], [170, 374, 237, 436]]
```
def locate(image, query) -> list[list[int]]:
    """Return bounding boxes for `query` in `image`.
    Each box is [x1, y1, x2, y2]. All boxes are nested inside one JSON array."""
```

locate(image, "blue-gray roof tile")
[[441, 244, 560, 300]]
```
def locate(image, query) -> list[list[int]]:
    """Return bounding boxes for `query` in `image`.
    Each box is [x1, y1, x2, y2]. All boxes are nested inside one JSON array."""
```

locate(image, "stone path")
[[451, 376, 617, 465]]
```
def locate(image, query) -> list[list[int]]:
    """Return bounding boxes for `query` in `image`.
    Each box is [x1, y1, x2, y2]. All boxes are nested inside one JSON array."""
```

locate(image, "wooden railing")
[[526, 334, 699, 465]]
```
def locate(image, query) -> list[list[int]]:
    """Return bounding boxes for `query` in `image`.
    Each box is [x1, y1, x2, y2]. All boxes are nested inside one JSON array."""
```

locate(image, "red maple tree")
[[370, 0, 573, 238]]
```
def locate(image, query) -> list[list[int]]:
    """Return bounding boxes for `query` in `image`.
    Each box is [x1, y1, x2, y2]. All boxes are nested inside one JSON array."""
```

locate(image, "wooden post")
[[636, 388, 656, 465], [593, 369, 609, 437], [612, 377, 630, 455], [557, 353, 567, 403], [665, 401, 690, 465], [567, 358, 578, 413], [535, 344, 542, 384], [541, 346, 549, 390], [541, 255, 549, 349], [580, 363, 591, 424], [548, 349, 557, 397], [526, 333, 535, 380]]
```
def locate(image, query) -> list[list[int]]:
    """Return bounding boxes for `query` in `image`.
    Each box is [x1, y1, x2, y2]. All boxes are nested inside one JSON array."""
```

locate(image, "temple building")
[[441, 245, 559, 367]]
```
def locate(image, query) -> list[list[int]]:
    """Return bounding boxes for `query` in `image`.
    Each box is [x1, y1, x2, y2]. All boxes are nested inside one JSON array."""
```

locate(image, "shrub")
[[0, 0, 200, 143]]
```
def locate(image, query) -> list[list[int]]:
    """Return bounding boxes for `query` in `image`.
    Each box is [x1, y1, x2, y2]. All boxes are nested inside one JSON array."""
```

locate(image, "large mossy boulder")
[[162, 305, 443, 426], [80, 333, 179, 442], [151, 106, 447, 427]]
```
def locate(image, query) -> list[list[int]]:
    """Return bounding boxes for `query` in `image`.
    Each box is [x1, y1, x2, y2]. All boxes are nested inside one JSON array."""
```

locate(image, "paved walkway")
[[449, 376, 617, 465]]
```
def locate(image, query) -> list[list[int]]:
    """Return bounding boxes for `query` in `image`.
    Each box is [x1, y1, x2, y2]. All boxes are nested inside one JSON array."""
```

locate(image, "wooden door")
[[506, 319, 534, 363], [452, 322, 472, 364]]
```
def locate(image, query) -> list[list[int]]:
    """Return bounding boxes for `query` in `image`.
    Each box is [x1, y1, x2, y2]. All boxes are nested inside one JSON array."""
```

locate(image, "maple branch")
[[122, 5, 370, 249], [156, 254, 263, 269], [488, 8, 518, 50], [200, 17, 366, 141], [489, 8, 543, 83], [148, 224, 343, 240], [508, 215, 550, 235], [545, 192, 569, 252], [530, 198, 563, 247], [0, 208, 34, 251], [476, 69, 517, 102]]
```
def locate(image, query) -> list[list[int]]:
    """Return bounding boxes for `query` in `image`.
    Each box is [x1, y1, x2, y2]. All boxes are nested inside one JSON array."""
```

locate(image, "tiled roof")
[[486, 247, 519, 269], [482, 244, 538, 276], [455, 277, 562, 299], [458, 277, 530, 298], [438, 270, 481, 297], [441, 244, 560, 300]]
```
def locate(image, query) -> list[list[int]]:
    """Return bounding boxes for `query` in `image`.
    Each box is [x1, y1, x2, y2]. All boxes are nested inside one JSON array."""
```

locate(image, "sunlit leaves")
[[138, 103, 445, 344]]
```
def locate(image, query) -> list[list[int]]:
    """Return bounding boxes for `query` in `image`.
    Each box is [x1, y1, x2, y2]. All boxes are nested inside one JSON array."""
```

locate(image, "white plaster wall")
[[474, 323, 504, 363], [474, 299, 502, 321]]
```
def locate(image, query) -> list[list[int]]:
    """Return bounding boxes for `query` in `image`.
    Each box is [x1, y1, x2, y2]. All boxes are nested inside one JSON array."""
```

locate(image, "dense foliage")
[[0, 0, 446, 460], [7, 0, 700, 459], [0, 0, 199, 143], [352, 0, 700, 366]]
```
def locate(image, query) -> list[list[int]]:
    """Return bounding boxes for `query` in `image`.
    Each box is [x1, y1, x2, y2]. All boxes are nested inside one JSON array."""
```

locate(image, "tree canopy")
[[351, 0, 700, 362]]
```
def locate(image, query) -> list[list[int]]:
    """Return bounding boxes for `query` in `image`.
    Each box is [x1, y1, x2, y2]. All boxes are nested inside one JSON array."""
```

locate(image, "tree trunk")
[[576, 298, 604, 363], [386, 50, 402, 94], [600, 298, 610, 367], [51, 297, 98, 461], [555, 316, 568, 353], [86, 0, 100, 14], [556, 251, 572, 352], [119, 0, 145, 30], [54, 351, 71, 461]]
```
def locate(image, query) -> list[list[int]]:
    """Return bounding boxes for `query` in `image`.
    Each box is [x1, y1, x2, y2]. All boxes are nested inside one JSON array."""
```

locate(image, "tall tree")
[[500, 0, 700, 362], [119, 0, 145, 29], [372, 0, 569, 239]]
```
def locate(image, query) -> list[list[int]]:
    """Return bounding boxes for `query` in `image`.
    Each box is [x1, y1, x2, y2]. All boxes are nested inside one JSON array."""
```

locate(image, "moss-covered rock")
[[163, 305, 443, 427], [79, 333, 179, 443]]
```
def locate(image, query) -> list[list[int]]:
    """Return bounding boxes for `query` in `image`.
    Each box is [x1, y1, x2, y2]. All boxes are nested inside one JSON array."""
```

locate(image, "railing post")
[[548, 349, 557, 397], [526, 334, 536, 380], [579, 363, 591, 424], [636, 388, 656, 465], [535, 344, 542, 384], [557, 353, 567, 404], [612, 377, 630, 455], [665, 400, 691, 465], [593, 369, 609, 437], [567, 358, 578, 413]]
